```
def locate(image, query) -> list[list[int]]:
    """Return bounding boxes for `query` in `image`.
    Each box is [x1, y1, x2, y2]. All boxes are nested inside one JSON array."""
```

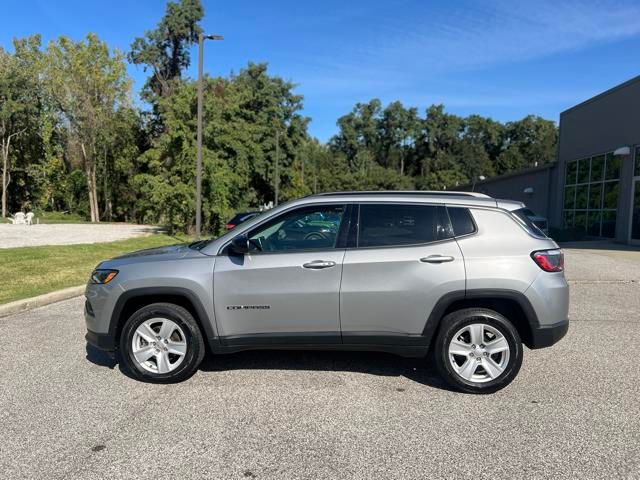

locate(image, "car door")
[[340, 203, 466, 344], [213, 203, 348, 345]]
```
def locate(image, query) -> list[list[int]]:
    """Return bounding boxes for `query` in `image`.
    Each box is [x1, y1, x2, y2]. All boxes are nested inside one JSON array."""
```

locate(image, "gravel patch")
[[0, 223, 161, 248]]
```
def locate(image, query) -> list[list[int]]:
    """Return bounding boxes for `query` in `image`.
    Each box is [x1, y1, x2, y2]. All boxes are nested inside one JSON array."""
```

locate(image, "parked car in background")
[[225, 211, 260, 230], [513, 207, 549, 235], [85, 191, 568, 393]]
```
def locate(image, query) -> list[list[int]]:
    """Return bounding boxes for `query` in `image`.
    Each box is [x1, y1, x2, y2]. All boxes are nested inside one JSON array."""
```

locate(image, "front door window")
[[247, 205, 345, 252]]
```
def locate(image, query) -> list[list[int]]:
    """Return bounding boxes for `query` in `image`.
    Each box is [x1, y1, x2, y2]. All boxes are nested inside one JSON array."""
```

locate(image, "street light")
[[471, 175, 486, 192], [195, 33, 224, 241]]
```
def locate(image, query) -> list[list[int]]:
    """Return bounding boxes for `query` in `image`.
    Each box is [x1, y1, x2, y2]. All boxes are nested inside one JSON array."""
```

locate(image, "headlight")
[[91, 269, 119, 284]]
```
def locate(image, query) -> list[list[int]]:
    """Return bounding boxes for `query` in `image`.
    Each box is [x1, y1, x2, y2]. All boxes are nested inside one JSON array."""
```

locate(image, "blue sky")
[[2, 0, 640, 141]]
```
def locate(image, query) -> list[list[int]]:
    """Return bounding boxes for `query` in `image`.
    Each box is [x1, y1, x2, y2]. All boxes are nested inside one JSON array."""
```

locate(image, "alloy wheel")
[[448, 322, 511, 383], [131, 318, 188, 374]]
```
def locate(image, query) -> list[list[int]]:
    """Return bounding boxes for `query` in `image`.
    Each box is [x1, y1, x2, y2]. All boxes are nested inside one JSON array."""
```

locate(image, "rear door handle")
[[303, 260, 336, 269], [420, 255, 455, 264]]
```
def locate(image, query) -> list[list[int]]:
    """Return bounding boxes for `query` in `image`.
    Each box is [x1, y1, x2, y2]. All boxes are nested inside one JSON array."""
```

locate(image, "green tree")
[[378, 101, 420, 175], [502, 115, 558, 170], [44, 33, 132, 222], [0, 35, 42, 217], [132, 63, 310, 234], [128, 0, 204, 100]]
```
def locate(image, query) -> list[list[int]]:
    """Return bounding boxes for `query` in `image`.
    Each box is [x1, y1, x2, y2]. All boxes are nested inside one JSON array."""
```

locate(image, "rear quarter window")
[[512, 208, 547, 238], [446, 207, 476, 236]]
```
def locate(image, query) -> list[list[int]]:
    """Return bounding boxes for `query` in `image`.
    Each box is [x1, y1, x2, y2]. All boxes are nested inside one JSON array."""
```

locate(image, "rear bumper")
[[528, 319, 569, 349]]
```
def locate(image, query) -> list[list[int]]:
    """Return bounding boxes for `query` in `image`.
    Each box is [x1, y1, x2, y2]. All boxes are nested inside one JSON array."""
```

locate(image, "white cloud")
[[293, 0, 640, 93]]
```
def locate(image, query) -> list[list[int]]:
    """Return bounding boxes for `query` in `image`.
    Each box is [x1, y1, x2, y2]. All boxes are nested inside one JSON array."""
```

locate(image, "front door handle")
[[420, 255, 454, 264], [303, 260, 336, 269]]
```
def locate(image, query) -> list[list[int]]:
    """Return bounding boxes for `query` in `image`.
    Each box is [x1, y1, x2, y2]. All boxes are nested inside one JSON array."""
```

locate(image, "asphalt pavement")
[[1, 246, 639, 479]]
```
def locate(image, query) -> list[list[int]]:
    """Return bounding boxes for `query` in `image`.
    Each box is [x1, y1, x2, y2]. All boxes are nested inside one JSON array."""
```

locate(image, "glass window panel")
[[447, 208, 476, 236], [247, 204, 344, 252], [358, 204, 442, 247], [590, 155, 605, 182], [574, 212, 587, 231], [587, 211, 601, 236], [632, 183, 640, 240], [603, 182, 619, 209], [566, 161, 577, 185], [577, 158, 590, 184], [564, 186, 576, 210], [563, 210, 574, 228], [601, 211, 617, 238], [575, 185, 589, 209], [588, 182, 603, 210], [605, 153, 620, 180], [635, 147, 640, 177]]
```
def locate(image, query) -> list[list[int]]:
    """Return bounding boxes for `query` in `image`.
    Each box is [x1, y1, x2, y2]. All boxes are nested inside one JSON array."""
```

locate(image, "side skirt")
[[211, 343, 428, 358], [214, 332, 429, 358]]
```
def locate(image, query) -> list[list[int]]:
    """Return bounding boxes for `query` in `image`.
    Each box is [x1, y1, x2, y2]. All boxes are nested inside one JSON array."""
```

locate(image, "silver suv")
[[85, 191, 569, 393]]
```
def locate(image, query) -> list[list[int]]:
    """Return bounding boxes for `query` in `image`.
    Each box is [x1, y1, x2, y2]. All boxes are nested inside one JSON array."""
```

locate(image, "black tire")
[[304, 232, 325, 241], [119, 302, 205, 383], [434, 308, 523, 394]]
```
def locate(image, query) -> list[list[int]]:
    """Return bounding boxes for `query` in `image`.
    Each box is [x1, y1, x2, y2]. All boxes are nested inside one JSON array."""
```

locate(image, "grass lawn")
[[0, 233, 190, 304], [33, 211, 90, 224]]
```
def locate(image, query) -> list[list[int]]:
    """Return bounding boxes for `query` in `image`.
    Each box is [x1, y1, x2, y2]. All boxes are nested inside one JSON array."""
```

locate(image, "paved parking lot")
[[1, 245, 639, 479]]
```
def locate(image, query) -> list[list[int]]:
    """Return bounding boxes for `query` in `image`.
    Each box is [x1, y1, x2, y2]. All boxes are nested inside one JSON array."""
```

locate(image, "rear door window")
[[357, 204, 447, 247]]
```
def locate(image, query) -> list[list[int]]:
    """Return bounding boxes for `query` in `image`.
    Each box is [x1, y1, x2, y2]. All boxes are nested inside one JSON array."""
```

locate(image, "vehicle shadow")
[[85, 343, 455, 391], [85, 343, 118, 369], [198, 349, 455, 391]]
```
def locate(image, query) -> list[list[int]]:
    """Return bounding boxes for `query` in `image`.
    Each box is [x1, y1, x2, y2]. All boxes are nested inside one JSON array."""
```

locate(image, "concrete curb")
[[0, 285, 85, 318]]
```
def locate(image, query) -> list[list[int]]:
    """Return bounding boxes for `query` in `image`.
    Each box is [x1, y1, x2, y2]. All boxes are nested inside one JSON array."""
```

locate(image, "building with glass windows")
[[464, 75, 640, 245]]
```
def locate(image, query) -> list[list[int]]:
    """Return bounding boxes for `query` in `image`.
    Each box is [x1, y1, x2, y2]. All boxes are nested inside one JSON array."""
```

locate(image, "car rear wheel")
[[434, 308, 523, 394], [119, 303, 205, 383]]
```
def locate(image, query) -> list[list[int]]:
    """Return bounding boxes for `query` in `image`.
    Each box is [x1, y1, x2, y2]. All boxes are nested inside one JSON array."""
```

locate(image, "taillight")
[[226, 224, 235, 230], [531, 249, 564, 272]]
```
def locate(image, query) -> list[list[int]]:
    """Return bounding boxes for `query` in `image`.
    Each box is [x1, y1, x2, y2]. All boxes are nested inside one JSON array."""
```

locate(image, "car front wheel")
[[119, 302, 205, 383], [434, 308, 523, 394]]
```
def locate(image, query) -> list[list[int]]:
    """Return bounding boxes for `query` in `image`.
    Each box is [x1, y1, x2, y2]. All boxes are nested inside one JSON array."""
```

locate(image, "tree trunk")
[[85, 163, 96, 222], [1, 143, 8, 218], [1, 136, 12, 218], [91, 166, 99, 222], [103, 148, 112, 221], [81, 142, 99, 222]]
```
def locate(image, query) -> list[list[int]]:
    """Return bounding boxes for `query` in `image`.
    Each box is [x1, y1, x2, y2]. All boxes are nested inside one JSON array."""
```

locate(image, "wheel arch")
[[109, 287, 219, 351], [423, 289, 539, 349]]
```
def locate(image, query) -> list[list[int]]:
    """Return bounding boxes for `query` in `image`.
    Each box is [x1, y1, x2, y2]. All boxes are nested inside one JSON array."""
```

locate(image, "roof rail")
[[312, 190, 492, 198]]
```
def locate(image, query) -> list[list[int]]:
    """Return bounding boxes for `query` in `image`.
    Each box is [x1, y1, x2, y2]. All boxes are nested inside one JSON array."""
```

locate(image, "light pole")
[[274, 130, 280, 206], [195, 33, 224, 241], [471, 175, 486, 192]]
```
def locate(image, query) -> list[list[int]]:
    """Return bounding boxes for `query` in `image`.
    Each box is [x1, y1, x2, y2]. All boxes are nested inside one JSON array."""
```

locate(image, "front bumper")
[[528, 319, 569, 349], [84, 290, 117, 352], [85, 329, 116, 351]]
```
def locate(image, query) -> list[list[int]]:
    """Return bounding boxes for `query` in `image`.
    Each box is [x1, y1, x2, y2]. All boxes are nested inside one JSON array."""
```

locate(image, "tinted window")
[[247, 205, 344, 252], [512, 208, 546, 237], [229, 212, 259, 224], [447, 208, 476, 236], [358, 204, 444, 247]]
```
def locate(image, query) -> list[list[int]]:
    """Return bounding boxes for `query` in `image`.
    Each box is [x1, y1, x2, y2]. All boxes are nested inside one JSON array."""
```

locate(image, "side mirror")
[[230, 234, 250, 254]]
